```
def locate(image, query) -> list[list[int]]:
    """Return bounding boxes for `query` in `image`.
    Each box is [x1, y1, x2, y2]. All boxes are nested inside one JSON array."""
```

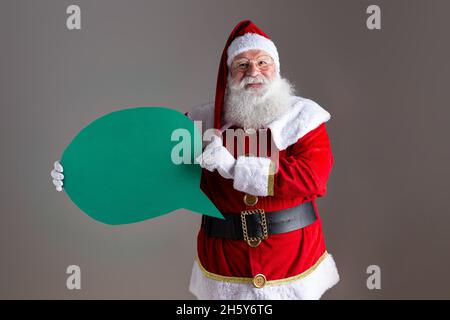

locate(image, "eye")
[[257, 56, 273, 67], [238, 62, 249, 69]]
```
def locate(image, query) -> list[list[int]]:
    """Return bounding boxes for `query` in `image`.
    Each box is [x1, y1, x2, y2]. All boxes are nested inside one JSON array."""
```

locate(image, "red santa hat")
[[213, 20, 280, 130]]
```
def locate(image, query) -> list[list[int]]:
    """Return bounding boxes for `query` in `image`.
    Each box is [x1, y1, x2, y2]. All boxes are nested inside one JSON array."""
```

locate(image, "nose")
[[245, 62, 260, 77]]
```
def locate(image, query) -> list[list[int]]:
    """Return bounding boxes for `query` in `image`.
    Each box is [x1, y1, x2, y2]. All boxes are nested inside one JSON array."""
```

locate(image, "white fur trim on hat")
[[227, 33, 280, 73]]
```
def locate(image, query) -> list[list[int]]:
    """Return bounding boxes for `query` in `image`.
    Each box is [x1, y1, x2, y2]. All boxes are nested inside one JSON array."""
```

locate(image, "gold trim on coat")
[[267, 160, 275, 196], [195, 251, 329, 286]]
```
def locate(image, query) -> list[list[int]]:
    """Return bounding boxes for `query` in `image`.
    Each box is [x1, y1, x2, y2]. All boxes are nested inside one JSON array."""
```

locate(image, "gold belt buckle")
[[240, 209, 268, 247]]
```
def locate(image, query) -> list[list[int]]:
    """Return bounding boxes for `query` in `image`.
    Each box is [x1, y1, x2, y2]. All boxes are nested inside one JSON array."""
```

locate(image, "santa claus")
[[185, 20, 340, 300], [50, 19, 339, 300]]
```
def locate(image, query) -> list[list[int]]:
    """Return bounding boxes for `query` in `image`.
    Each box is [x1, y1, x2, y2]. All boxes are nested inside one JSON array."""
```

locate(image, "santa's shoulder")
[[287, 95, 332, 130], [288, 96, 331, 124], [184, 96, 331, 150], [184, 96, 331, 124], [267, 95, 331, 150]]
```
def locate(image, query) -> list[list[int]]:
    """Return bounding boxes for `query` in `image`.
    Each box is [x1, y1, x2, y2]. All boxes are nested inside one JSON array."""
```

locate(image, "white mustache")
[[238, 75, 269, 89]]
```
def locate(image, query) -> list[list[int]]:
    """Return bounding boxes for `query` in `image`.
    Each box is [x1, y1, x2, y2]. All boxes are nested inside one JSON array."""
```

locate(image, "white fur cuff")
[[233, 156, 273, 196]]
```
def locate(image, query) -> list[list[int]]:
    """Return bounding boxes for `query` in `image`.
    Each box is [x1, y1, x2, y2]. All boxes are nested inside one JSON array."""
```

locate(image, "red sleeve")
[[273, 123, 334, 199]]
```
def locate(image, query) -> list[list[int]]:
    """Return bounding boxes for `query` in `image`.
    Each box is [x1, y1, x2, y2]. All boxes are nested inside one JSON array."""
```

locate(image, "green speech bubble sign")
[[61, 107, 223, 225]]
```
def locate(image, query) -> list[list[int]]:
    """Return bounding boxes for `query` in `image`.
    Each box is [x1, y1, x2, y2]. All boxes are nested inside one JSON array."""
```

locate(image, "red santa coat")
[[187, 96, 339, 299]]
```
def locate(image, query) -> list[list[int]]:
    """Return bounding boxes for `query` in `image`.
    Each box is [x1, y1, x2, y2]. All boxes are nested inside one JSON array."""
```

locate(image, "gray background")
[[1, 0, 449, 299]]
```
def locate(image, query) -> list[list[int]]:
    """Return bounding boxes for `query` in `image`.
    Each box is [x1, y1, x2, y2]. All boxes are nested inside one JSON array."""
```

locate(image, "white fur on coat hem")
[[189, 253, 340, 300], [233, 156, 272, 196]]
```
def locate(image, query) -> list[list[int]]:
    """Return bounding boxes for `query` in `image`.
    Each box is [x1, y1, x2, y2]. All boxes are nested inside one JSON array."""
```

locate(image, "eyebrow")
[[233, 55, 271, 62]]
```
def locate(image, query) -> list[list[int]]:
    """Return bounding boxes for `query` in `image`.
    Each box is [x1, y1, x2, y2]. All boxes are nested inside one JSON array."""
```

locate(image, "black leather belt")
[[202, 201, 317, 247]]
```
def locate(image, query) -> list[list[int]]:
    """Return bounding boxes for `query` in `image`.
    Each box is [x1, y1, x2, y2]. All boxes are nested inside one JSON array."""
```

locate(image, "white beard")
[[223, 74, 295, 130]]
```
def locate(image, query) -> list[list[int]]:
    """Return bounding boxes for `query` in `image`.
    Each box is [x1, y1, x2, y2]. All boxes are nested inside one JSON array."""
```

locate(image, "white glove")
[[196, 135, 236, 179], [50, 160, 64, 192]]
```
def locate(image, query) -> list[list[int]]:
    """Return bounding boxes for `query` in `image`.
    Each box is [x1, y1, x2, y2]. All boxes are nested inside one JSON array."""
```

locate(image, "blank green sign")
[[61, 107, 223, 225]]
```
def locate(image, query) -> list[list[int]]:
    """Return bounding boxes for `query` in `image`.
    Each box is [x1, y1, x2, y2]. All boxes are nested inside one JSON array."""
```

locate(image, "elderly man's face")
[[229, 49, 276, 90]]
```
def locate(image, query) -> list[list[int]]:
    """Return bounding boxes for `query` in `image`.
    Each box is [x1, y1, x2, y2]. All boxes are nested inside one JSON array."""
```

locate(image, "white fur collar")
[[186, 96, 331, 151], [265, 96, 331, 150]]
